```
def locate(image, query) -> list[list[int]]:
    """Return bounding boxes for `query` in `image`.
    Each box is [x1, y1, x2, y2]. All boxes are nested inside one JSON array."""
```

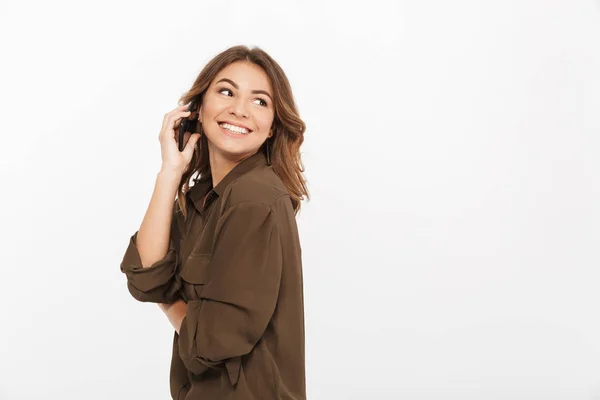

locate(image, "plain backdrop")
[[0, 0, 599, 399]]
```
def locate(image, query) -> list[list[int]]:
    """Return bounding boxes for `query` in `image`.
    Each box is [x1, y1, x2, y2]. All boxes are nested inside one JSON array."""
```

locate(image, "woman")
[[120, 45, 309, 400]]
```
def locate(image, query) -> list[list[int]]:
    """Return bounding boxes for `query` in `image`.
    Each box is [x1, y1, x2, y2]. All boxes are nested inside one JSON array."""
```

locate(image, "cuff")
[[120, 231, 180, 303]]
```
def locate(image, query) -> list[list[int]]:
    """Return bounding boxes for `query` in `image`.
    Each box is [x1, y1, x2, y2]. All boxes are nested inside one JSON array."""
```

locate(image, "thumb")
[[182, 133, 201, 158]]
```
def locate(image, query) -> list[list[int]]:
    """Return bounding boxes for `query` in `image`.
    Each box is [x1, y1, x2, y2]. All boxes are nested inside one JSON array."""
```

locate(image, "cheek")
[[200, 95, 226, 118], [200, 102, 217, 118], [256, 112, 275, 131]]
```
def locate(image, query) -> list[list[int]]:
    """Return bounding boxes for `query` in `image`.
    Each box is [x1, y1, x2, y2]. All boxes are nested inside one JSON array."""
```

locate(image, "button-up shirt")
[[120, 150, 306, 399]]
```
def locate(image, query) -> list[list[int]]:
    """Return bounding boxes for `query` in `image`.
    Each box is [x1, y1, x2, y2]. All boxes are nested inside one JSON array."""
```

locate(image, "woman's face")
[[199, 61, 275, 161]]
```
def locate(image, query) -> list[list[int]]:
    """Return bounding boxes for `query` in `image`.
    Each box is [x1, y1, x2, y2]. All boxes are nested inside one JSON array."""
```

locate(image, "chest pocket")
[[180, 253, 212, 300]]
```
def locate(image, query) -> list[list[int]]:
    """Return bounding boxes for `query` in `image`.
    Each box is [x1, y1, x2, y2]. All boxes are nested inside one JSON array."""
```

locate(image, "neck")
[[208, 145, 256, 188]]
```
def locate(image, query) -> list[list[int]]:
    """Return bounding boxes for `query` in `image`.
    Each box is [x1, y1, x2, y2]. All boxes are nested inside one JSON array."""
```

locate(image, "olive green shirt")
[[120, 151, 306, 399]]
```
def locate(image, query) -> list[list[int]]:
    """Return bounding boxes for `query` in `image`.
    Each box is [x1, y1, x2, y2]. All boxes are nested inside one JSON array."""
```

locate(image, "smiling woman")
[[198, 62, 275, 165], [119, 45, 309, 400]]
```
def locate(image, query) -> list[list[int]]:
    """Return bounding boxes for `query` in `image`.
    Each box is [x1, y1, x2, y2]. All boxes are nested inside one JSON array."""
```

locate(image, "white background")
[[1, 0, 599, 399]]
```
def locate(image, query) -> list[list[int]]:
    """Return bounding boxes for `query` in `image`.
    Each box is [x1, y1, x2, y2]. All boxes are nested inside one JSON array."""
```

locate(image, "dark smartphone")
[[178, 98, 199, 152]]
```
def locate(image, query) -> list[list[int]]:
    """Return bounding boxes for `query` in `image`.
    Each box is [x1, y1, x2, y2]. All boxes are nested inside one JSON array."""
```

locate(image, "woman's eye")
[[218, 88, 267, 107], [253, 98, 268, 107]]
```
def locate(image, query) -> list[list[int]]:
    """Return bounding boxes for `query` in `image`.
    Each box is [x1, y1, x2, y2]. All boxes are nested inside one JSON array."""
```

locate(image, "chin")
[[206, 129, 261, 157], [208, 138, 258, 159]]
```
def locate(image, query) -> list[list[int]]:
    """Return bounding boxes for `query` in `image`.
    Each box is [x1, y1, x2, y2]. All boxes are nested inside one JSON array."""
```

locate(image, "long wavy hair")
[[175, 45, 309, 219]]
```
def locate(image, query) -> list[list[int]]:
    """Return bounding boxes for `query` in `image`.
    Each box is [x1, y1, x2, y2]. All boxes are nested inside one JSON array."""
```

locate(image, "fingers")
[[164, 103, 192, 125], [159, 108, 192, 141], [166, 109, 191, 129]]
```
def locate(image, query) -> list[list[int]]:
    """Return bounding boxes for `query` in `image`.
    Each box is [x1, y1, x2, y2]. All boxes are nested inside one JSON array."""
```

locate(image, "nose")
[[228, 97, 249, 118]]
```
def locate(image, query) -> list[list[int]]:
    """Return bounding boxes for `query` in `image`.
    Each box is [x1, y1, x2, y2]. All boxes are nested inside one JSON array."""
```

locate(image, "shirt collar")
[[188, 150, 268, 214]]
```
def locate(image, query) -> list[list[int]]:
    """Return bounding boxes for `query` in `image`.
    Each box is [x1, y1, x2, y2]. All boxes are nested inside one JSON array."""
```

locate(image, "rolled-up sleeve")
[[177, 201, 282, 383], [119, 201, 182, 304]]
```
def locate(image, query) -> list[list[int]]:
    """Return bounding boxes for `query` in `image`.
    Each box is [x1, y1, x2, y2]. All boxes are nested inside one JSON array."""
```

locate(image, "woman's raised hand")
[[158, 103, 201, 176]]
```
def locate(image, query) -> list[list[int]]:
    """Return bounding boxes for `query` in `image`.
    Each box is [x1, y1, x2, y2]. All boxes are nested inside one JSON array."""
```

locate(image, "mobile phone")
[[178, 98, 199, 152]]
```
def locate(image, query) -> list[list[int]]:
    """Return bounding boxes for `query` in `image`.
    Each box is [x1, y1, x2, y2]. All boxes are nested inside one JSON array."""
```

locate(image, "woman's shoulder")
[[223, 165, 290, 209]]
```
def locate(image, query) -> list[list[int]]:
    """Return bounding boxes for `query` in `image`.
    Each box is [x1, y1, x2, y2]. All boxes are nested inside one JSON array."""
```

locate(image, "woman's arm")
[[119, 167, 184, 304], [139, 168, 186, 320], [136, 167, 182, 268], [146, 169, 185, 328], [120, 103, 200, 306]]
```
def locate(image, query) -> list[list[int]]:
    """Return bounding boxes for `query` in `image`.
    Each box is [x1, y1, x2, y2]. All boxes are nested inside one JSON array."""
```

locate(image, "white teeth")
[[219, 122, 250, 134]]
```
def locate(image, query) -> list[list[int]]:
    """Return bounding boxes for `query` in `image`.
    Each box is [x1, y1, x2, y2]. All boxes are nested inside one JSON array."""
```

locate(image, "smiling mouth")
[[218, 121, 252, 135]]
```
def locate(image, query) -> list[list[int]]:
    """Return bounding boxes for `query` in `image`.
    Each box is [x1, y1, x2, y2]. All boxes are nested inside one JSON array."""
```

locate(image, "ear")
[[197, 104, 203, 122]]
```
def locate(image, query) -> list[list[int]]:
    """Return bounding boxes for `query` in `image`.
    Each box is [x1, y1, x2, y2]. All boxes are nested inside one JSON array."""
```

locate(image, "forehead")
[[212, 61, 272, 92]]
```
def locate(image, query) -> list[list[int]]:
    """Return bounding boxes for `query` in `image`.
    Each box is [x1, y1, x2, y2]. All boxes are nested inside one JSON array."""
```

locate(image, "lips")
[[217, 120, 253, 133], [218, 124, 251, 139]]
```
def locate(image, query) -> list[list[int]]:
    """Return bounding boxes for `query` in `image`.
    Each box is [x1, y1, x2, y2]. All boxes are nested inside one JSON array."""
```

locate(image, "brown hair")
[[175, 45, 309, 219]]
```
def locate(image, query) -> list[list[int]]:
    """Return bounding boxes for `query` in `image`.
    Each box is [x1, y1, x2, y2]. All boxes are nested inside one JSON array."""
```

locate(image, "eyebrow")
[[216, 78, 273, 102]]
